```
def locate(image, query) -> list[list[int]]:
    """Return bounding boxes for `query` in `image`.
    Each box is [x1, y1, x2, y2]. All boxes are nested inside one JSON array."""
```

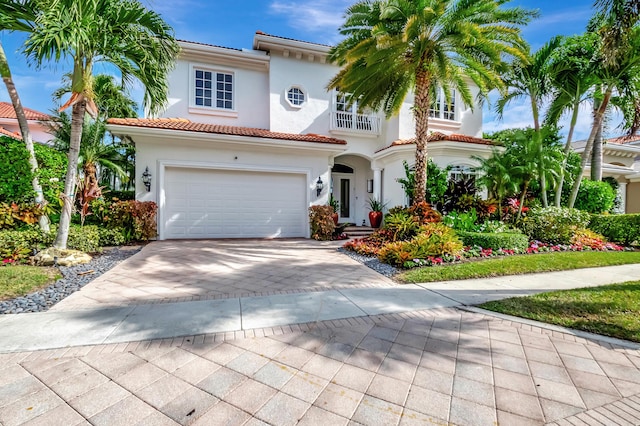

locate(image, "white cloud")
[[269, 0, 351, 44]]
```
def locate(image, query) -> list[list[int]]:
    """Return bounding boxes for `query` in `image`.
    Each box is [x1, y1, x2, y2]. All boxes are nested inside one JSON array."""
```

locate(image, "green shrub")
[[98, 227, 130, 246], [67, 225, 101, 252], [519, 207, 590, 244], [0, 227, 49, 261], [33, 142, 67, 204], [575, 179, 616, 214], [378, 223, 463, 266], [457, 231, 529, 251], [589, 214, 640, 245], [309, 205, 335, 240], [0, 136, 36, 203], [104, 200, 157, 241], [442, 210, 478, 232], [384, 212, 420, 241]]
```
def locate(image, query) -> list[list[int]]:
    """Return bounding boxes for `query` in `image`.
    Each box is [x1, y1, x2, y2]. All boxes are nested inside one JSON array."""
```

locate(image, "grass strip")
[[479, 281, 640, 342], [0, 266, 61, 300], [399, 251, 640, 283]]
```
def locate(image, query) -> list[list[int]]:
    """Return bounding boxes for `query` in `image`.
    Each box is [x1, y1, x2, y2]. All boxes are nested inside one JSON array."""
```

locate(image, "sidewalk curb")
[[459, 305, 640, 350]]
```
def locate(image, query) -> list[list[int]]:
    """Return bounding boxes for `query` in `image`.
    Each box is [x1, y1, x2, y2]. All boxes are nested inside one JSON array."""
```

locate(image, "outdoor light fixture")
[[316, 176, 324, 196], [367, 179, 374, 193], [142, 166, 152, 192]]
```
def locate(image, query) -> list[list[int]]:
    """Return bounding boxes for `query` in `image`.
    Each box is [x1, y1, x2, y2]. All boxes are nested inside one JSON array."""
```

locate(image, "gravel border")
[[338, 247, 399, 278], [0, 247, 142, 314]]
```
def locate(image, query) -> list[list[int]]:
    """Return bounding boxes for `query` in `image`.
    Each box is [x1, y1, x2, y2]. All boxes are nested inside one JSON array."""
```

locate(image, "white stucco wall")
[[161, 54, 270, 129]]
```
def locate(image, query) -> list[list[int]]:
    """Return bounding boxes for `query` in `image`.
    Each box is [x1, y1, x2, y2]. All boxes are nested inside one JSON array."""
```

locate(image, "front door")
[[331, 174, 354, 223]]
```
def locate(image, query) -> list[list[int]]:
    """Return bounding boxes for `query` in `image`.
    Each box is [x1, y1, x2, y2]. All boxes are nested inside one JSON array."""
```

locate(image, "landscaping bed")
[[0, 246, 141, 314]]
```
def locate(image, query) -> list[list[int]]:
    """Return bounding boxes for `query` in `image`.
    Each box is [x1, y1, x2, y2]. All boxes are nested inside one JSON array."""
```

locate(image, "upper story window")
[[194, 68, 233, 110], [330, 91, 381, 135], [430, 88, 456, 121], [286, 86, 306, 108]]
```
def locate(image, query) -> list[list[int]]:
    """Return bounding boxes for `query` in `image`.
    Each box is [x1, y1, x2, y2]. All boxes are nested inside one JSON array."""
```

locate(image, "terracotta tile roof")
[[107, 118, 347, 145], [254, 31, 333, 48], [376, 132, 495, 152], [604, 135, 640, 144], [0, 127, 21, 141], [0, 102, 50, 121]]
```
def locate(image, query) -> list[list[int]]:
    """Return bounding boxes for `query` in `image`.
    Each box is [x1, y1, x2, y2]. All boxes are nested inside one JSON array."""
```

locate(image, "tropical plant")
[[367, 198, 386, 212], [328, 0, 535, 207], [567, 12, 640, 207], [19, 0, 180, 249], [328, 194, 339, 213], [545, 33, 599, 206], [496, 36, 561, 207], [0, 1, 48, 231]]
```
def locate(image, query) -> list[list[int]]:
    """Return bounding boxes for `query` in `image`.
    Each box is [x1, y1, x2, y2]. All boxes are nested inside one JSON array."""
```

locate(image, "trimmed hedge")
[[457, 231, 529, 251], [589, 214, 640, 245], [519, 207, 590, 245]]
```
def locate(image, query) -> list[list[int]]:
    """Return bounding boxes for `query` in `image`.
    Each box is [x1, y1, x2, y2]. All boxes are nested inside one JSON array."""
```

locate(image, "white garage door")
[[163, 167, 308, 239]]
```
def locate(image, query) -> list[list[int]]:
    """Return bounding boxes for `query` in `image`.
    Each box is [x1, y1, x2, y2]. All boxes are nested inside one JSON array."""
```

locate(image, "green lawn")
[[480, 281, 640, 342], [0, 266, 61, 300], [399, 251, 640, 283]]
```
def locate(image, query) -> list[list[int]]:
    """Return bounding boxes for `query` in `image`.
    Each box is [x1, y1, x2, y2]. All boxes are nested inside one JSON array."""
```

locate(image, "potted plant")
[[329, 195, 339, 225], [367, 198, 386, 228]]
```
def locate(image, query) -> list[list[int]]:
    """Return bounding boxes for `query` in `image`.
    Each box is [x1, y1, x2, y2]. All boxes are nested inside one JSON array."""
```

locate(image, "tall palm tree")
[[21, 0, 179, 249], [0, 0, 49, 231], [328, 0, 535, 206], [567, 16, 640, 208], [496, 37, 561, 207], [545, 33, 599, 206]]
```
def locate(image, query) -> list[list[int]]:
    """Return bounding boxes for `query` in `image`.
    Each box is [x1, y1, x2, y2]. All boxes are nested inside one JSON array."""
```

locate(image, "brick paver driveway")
[[51, 239, 396, 311]]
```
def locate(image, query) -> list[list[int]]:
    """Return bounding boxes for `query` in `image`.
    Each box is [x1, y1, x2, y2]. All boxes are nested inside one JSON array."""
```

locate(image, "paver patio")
[[2, 308, 640, 425], [2, 239, 640, 425]]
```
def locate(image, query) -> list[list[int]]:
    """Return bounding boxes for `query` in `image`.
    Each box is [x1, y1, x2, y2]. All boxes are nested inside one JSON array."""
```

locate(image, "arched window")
[[448, 165, 475, 182]]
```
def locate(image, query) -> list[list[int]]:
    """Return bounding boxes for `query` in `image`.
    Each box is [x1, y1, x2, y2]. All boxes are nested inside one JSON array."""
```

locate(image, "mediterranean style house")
[[0, 101, 52, 143], [104, 33, 495, 239]]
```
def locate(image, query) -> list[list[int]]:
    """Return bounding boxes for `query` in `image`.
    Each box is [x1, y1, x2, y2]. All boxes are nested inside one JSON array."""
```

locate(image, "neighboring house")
[[0, 101, 52, 144], [573, 135, 640, 213], [107, 32, 495, 240]]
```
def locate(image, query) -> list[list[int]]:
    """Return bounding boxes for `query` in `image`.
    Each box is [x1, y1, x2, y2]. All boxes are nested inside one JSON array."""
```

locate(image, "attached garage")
[[163, 167, 308, 239]]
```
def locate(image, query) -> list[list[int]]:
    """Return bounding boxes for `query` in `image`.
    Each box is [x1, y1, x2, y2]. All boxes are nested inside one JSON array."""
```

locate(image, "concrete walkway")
[[1, 241, 640, 425]]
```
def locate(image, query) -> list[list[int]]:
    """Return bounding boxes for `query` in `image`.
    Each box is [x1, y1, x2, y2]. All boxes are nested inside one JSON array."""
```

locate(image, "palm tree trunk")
[[54, 99, 87, 249], [568, 88, 612, 208], [412, 68, 430, 206], [0, 42, 49, 232], [555, 98, 580, 207], [531, 97, 549, 208], [591, 98, 603, 181]]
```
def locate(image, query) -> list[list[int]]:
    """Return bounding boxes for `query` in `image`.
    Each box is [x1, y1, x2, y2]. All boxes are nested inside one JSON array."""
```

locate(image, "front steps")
[[343, 226, 376, 238]]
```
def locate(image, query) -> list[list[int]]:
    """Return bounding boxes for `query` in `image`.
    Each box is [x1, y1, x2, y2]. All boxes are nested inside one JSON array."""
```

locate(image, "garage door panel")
[[164, 167, 307, 239]]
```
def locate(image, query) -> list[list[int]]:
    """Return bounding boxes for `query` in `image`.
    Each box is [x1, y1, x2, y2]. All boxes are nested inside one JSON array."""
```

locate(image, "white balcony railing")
[[330, 111, 381, 135]]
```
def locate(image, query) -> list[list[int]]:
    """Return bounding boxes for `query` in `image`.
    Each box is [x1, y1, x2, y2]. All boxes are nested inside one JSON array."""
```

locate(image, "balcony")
[[330, 111, 381, 136]]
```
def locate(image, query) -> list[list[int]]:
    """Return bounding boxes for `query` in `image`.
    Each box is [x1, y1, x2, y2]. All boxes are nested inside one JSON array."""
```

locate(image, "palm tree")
[[545, 33, 599, 206], [473, 152, 519, 220], [0, 1, 49, 231], [496, 37, 561, 207], [21, 0, 180, 249], [328, 0, 535, 206], [52, 73, 138, 195], [567, 18, 640, 208]]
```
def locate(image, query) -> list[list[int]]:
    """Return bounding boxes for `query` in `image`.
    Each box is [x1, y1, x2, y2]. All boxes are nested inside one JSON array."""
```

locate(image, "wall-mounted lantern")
[[315, 176, 323, 196], [142, 166, 152, 192]]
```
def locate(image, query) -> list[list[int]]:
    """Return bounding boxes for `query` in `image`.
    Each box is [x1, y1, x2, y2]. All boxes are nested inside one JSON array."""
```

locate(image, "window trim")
[[285, 85, 307, 108], [429, 88, 457, 121], [189, 63, 237, 116]]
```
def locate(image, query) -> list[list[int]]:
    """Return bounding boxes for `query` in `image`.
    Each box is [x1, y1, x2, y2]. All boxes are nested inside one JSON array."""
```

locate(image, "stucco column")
[[373, 168, 382, 201], [617, 182, 627, 213]]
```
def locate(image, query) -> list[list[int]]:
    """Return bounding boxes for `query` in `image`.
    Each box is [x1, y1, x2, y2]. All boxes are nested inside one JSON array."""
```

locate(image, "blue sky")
[[0, 0, 598, 139]]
